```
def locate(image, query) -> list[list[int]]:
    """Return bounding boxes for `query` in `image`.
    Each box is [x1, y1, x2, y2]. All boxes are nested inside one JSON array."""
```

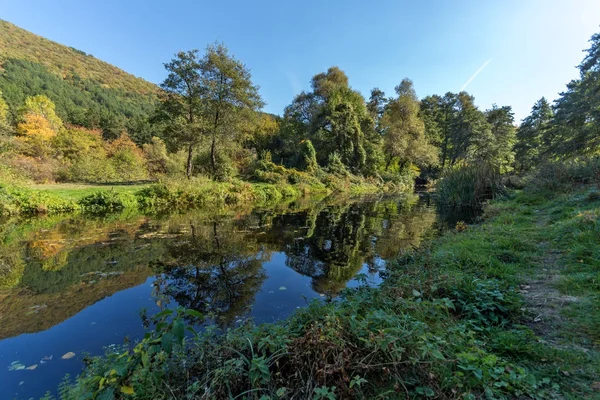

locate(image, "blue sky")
[[1, 0, 599, 121]]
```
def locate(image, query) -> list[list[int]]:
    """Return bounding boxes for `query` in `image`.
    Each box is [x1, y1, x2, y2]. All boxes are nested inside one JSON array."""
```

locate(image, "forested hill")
[[0, 19, 158, 141]]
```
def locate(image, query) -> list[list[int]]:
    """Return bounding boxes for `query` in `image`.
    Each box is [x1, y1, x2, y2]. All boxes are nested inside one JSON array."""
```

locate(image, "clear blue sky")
[[1, 0, 599, 122]]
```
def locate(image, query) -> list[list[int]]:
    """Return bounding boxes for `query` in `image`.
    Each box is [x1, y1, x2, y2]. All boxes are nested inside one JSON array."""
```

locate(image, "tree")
[[421, 93, 456, 168], [283, 66, 378, 175], [16, 97, 63, 157], [367, 88, 387, 126], [514, 97, 553, 171], [0, 90, 8, 125], [199, 43, 263, 179], [549, 31, 600, 157], [479, 105, 516, 172], [380, 79, 438, 172], [18, 95, 63, 132], [0, 90, 12, 136], [157, 50, 205, 178]]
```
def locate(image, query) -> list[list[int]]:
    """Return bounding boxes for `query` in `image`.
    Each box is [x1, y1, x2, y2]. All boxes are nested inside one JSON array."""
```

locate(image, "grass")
[[0, 170, 395, 218], [43, 174, 600, 399], [29, 183, 152, 200]]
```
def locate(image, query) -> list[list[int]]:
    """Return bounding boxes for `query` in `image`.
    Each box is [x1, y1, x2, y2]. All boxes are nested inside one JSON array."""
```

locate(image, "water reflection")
[[0, 194, 441, 398], [0, 195, 438, 339]]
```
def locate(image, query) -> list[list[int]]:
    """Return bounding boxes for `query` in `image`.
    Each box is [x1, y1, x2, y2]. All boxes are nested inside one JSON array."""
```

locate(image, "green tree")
[[421, 93, 456, 168], [478, 105, 516, 172], [157, 50, 205, 178], [549, 32, 600, 157], [0, 90, 11, 136], [380, 79, 438, 171], [514, 97, 553, 171], [283, 67, 378, 175], [0, 90, 8, 125], [199, 43, 263, 179]]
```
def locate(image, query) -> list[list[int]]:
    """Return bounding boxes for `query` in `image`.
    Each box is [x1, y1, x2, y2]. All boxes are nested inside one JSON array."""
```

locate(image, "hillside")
[[0, 19, 158, 141], [0, 19, 156, 95]]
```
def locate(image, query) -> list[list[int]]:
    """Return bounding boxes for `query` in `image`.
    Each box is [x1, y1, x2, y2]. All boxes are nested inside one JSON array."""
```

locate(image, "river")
[[0, 193, 446, 399]]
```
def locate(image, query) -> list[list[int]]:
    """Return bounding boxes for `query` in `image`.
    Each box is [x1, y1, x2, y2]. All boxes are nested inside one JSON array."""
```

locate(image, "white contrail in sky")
[[460, 58, 492, 91]]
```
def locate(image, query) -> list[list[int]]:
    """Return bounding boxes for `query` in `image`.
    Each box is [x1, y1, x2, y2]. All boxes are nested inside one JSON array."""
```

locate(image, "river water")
[[0, 193, 444, 399]]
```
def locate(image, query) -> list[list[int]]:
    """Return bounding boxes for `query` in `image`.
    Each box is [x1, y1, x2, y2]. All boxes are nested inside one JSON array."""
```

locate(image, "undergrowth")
[[43, 158, 600, 399]]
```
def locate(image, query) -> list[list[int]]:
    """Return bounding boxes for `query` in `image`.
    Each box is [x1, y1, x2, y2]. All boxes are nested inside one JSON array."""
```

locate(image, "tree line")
[[1, 32, 599, 185]]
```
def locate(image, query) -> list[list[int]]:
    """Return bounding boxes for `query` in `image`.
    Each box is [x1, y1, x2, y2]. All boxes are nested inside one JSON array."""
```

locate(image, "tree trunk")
[[186, 144, 194, 179], [385, 156, 392, 171], [210, 136, 217, 178]]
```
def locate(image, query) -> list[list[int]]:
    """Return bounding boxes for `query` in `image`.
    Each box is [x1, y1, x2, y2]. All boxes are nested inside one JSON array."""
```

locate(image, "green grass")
[[43, 180, 600, 399], [29, 183, 151, 203]]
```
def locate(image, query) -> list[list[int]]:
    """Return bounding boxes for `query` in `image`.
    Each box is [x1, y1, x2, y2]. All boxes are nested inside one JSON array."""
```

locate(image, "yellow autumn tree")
[[18, 95, 63, 132], [15, 95, 63, 157]]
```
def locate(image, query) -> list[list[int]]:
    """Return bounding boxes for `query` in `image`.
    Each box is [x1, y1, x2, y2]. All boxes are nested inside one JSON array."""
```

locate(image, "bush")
[[79, 190, 135, 214], [0, 185, 76, 216], [436, 164, 506, 207], [7, 154, 59, 183], [194, 149, 237, 181], [528, 157, 600, 193], [60, 153, 117, 183]]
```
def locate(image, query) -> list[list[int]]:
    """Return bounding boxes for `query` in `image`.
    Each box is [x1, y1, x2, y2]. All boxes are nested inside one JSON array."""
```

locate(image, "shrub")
[[0, 185, 76, 216], [193, 149, 236, 181], [79, 190, 135, 214], [436, 163, 505, 207], [529, 157, 600, 193], [7, 154, 59, 183]]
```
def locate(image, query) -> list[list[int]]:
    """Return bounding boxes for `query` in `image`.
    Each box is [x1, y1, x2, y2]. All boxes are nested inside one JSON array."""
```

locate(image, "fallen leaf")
[[8, 363, 25, 371], [278, 286, 287, 291], [121, 385, 135, 395], [61, 352, 76, 360], [26, 365, 37, 370]]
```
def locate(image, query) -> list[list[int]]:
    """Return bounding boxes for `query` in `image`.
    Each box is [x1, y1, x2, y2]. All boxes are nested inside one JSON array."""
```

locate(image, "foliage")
[[0, 20, 156, 96], [380, 79, 438, 172], [0, 184, 77, 217], [436, 163, 506, 207], [0, 58, 156, 139], [421, 93, 515, 173], [78, 190, 137, 214], [527, 156, 600, 194], [157, 44, 263, 179], [514, 98, 553, 171], [548, 32, 600, 157], [283, 67, 377, 176]]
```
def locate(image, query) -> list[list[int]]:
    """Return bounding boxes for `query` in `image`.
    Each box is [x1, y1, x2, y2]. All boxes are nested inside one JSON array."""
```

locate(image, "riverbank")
[[45, 179, 599, 399], [0, 172, 398, 218]]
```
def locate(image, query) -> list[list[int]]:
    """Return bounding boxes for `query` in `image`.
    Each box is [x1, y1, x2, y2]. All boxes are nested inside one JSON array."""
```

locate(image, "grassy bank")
[[44, 174, 599, 398], [0, 160, 409, 217]]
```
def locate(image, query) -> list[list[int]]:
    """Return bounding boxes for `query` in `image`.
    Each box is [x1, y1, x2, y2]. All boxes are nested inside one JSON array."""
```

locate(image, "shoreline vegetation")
[[0, 169, 408, 218], [44, 158, 599, 400]]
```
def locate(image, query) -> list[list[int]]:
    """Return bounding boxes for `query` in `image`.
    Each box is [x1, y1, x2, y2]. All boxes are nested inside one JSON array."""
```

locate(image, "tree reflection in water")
[[0, 194, 438, 335], [154, 195, 437, 326]]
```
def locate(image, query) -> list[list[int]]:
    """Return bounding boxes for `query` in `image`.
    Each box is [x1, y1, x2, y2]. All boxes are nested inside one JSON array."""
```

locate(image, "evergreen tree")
[[550, 32, 600, 157], [514, 97, 553, 171]]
